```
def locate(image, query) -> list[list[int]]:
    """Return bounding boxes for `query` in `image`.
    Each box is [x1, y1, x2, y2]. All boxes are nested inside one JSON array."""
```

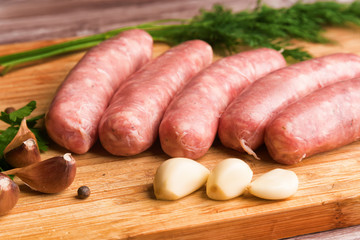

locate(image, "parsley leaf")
[[0, 101, 48, 171], [0, 101, 37, 126], [0, 127, 18, 158]]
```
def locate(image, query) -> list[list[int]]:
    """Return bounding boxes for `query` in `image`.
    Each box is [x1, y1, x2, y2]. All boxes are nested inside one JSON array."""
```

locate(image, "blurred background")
[[0, 0, 354, 44]]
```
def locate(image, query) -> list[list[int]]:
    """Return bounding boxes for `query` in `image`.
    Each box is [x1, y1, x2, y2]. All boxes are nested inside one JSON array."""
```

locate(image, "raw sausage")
[[265, 78, 360, 165], [159, 48, 286, 159], [45, 29, 153, 154], [99, 40, 213, 156], [218, 53, 360, 159]]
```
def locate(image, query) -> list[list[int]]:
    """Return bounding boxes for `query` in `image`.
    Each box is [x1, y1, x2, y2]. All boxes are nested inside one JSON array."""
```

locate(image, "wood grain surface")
[[0, 0, 303, 44], [1, 25, 360, 239], [1, 0, 360, 239]]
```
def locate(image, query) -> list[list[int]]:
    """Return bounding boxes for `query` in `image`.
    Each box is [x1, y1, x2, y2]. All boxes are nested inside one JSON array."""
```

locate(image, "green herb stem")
[[1, 40, 104, 75], [0, 22, 187, 75], [1, 1, 360, 75]]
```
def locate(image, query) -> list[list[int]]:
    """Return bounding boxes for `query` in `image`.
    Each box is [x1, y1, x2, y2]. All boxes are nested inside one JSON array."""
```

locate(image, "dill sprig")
[[1, 1, 360, 75]]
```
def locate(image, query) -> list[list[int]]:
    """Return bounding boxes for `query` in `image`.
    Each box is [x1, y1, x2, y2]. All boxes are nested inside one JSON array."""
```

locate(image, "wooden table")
[[1, 0, 360, 239]]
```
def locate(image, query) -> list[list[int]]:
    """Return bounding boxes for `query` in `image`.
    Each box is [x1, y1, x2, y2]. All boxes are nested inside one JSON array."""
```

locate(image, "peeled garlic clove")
[[15, 153, 76, 193], [206, 158, 253, 200], [3, 118, 41, 168], [0, 173, 20, 215], [153, 157, 210, 200], [249, 168, 298, 200]]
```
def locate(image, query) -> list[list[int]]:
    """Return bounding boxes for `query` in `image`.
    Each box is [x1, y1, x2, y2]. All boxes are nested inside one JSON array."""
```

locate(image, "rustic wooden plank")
[[0, 0, 307, 44], [0, 0, 254, 44], [0, 25, 360, 239], [290, 225, 360, 240]]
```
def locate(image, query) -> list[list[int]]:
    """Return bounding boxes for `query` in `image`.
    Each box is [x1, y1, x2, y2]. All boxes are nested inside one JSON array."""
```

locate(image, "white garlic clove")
[[249, 168, 298, 200], [206, 158, 253, 200], [153, 157, 210, 200]]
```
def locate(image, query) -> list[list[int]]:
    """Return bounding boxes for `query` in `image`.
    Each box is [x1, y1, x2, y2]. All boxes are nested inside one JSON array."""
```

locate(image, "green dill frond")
[[1, 1, 360, 73]]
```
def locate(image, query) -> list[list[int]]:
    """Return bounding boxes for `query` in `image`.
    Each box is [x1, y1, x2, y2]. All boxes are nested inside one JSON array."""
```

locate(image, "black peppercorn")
[[77, 186, 90, 199], [4, 107, 15, 114]]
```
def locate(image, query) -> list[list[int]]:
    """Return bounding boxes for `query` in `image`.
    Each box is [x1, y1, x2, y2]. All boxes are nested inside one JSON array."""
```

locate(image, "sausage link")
[[265, 78, 360, 164], [218, 53, 360, 158], [45, 29, 153, 154], [99, 40, 213, 156], [159, 48, 286, 159]]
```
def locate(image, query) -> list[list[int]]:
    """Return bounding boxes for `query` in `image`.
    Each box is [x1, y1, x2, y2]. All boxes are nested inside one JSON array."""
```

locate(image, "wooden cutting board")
[[1, 26, 360, 240]]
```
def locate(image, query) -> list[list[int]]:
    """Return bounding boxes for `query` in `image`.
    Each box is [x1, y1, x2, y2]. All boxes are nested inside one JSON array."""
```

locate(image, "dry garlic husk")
[[0, 173, 20, 215], [249, 168, 298, 200], [206, 158, 253, 200], [14, 153, 76, 193], [4, 118, 41, 168], [153, 157, 210, 200]]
